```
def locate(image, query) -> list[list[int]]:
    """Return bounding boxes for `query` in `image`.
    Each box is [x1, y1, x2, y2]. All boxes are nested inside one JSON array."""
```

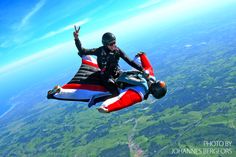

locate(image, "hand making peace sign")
[[73, 25, 80, 39]]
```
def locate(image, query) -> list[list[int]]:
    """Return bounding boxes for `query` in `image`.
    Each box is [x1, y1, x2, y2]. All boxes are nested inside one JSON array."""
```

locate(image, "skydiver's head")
[[102, 32, 117, 51], [149, 80, 167, 99]]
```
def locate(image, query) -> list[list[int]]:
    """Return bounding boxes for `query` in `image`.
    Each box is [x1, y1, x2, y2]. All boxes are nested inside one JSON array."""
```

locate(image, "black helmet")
[[150, 80, 167, 99], [102, 32, 116, 46]]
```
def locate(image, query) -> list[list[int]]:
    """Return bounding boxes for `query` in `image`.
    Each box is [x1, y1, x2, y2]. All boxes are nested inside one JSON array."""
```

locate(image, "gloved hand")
[[73, 25, 80, 39]]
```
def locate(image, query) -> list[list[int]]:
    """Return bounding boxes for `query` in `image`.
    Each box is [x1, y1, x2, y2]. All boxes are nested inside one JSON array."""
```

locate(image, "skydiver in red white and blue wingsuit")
[[47, 26, 167, 113]]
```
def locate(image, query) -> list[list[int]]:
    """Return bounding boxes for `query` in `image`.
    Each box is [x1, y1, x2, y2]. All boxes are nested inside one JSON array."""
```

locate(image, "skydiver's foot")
[[97, 106, 109, 113], [47, 85, 61, 99], [47, 92, 53, 99]]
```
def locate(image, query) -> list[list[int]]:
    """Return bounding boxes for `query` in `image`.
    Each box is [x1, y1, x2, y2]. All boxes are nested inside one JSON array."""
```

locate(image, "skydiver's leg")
[[88, 94, 111, 108], [97, 89, 142, 113], [48, 84, 108, 102], [47, 85, 61, 99], [104, 78, 119, 95], [88, 77, 119, 107]]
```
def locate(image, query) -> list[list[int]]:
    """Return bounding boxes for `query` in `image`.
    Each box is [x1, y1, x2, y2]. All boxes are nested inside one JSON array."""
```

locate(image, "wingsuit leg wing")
[[47, 55, 110, 102]]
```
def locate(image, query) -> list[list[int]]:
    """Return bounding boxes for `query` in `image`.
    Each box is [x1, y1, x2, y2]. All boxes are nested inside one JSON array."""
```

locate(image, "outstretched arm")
[[98, 88, 143, 113], [74, 26, 97, 56], [119, 49, 144, 71]]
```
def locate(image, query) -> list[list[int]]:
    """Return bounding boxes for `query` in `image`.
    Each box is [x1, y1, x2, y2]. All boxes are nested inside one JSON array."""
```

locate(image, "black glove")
[[73, 25, 80, 40]]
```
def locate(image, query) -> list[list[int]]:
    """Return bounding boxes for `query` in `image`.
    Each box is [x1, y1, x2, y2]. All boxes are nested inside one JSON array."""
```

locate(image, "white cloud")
[[78, 0, 228, 50], [1, 0, 228, 74], [184, 44, 192, 48], [0, 41, 73, 75], [18, 0, 46, 30], [10, 18, 90, 50], [37, 18, 90, 40], [2, 0, 46, 48]]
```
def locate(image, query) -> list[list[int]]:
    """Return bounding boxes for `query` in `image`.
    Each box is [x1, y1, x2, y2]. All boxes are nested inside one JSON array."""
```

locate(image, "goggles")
[[108, 41, 116, 46]]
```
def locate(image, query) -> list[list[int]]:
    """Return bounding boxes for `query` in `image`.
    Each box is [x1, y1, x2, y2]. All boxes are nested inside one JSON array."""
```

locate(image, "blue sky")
[[0, 0, 172, 66], [0, 0, 235, 116], [0, 0, 234, 69]]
